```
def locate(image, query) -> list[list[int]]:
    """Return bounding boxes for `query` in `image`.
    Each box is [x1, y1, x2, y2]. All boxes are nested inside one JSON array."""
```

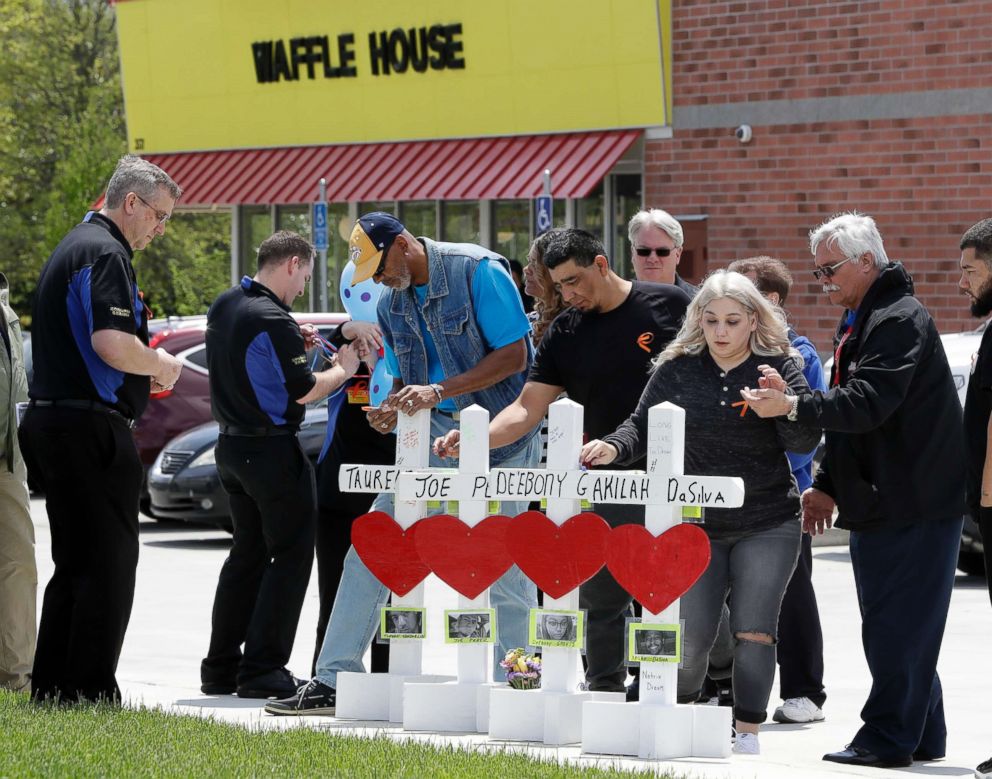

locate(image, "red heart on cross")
[[351, 511, 430, 597], [507, 510, 610, 599], [413, 514, 513, 599], [604, 523, 711, 614]]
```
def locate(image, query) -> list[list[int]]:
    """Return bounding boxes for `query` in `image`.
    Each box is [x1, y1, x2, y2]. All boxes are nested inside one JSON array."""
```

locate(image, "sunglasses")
[[634, 246, 675, 258], [373, 239, 397, 279], [812, 256, 855, 281]]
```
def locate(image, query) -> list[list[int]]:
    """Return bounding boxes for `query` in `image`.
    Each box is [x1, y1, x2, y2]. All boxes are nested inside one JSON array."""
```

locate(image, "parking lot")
[[26, 498, 992, 777]]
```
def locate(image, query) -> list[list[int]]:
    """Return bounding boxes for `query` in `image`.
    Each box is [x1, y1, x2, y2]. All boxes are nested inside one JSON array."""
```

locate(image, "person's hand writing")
[[433, 430, 461, 458], [579, 439, 618, 468], [367, 399, 398, 434]]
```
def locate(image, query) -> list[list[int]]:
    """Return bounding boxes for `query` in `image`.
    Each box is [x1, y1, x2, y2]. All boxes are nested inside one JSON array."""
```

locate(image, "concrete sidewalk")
[[28, 499, 990, 777]]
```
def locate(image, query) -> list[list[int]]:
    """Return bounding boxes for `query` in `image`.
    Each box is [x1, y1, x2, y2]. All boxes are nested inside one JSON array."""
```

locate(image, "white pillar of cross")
[[401, 404, 497, 733], [334, 409, 455, 723], [489, 398, 625, 744], [580, 402, 732, 759]]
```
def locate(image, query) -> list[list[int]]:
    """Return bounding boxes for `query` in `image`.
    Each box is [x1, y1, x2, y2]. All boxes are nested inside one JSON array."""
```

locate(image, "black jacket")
[[799, 263, 965, 531]]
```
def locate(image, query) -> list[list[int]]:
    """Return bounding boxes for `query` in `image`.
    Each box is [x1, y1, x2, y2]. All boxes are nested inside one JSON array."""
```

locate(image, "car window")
[[184, 346, 209, 371]]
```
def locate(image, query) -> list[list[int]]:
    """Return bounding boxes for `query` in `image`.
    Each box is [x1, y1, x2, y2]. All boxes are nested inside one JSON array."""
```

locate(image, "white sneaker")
[[773, 697, 825, 724], [733, 732, 760, 755]]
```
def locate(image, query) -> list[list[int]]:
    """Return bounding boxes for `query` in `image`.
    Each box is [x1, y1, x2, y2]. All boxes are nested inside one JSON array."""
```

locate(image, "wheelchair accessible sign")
[[312, 202, 328, 251], [534, 195, 552, 237]]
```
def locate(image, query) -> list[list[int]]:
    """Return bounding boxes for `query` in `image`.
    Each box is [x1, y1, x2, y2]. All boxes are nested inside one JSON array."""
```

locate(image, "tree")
[[0, 0, 229, 323]]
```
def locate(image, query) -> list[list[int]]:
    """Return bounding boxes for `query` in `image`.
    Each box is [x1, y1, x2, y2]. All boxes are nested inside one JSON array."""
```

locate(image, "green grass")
[[0, 691, 678, 778]]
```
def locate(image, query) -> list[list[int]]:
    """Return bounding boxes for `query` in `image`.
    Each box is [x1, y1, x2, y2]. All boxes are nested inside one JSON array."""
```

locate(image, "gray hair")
[[104, 155, 182, 209], [654, 270, 800, 369], [627, 208, 683, 248], [809, 211, 888, 269]]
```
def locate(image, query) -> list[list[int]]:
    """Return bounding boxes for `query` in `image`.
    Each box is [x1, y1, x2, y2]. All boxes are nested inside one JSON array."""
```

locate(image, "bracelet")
[[786, 394, 800, 422], [430, 383, 444, 402]]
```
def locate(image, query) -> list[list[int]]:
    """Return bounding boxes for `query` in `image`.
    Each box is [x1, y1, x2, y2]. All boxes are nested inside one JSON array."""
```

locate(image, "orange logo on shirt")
[[636, 332, 654, 352], [731, 400, 749, 417]]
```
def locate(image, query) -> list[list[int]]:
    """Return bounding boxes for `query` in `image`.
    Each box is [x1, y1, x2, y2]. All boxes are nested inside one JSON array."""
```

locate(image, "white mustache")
[[822, 284, 841, 293]]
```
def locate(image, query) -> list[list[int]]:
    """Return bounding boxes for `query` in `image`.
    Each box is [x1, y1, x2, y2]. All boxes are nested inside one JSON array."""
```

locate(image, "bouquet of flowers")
[[500, 648, 541, 690]]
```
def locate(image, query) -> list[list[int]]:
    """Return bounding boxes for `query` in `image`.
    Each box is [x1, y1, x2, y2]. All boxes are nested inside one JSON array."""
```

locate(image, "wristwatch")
[[786, 394, 800, 422], [430, 383, 444, 402]]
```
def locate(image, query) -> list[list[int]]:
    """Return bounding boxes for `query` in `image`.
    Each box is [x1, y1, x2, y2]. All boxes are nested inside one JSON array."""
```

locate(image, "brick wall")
[[674, 0, 992, 106], [646, 0, 991, 353]]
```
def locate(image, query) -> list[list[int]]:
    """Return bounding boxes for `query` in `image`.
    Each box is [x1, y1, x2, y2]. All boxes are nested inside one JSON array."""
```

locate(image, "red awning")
[[140, 130, 639, 206]]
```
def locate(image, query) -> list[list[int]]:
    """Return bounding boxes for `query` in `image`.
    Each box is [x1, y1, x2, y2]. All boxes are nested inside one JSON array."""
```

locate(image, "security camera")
[[735, 124, 753, 144]]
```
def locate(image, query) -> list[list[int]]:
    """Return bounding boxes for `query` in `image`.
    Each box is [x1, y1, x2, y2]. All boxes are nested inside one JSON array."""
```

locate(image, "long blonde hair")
[[654, 270, 801, 368]]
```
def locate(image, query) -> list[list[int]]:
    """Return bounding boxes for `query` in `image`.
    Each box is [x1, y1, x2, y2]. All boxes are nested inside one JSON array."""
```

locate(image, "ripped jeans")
[[677, 519, 800, 724]]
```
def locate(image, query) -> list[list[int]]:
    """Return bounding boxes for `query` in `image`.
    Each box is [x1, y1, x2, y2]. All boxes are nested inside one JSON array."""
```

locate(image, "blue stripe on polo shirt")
[[245, 330, 289, 425], [66, 265, 124, 404]]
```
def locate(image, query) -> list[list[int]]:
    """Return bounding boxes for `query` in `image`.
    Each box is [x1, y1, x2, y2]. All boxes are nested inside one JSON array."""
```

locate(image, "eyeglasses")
[[133, 193, 171, 225], [634, 246, 674, 258], [812, 256, 855, 281]]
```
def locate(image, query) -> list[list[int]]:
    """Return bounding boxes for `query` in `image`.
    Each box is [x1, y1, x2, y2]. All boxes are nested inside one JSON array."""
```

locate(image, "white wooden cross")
[[399, 404, 501, 733], [334, 408, 454, 723]]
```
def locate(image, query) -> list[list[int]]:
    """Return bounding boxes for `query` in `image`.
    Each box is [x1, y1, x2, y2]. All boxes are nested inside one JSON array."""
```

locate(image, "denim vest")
[[377, 237, 538, 463]]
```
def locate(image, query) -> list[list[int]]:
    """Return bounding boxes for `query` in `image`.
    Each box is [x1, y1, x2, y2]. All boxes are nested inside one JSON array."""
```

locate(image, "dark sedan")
[[147, 403, 329, 530]]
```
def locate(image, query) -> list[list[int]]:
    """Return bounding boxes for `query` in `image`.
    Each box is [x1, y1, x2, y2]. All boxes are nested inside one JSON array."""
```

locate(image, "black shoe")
[[264, 679, 336, 716], [625, 678, 639, 702], [976, 755, 992, 777], [823, 745, 912, 768], [912, 748, 944, 761], [200, 680, 236, 695], [236, 668, 306, 700]]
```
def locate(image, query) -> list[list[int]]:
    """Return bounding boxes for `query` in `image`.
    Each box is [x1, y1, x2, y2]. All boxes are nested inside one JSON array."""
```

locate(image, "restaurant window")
[[276, 204, 309, 236], [400, 201, 437, 238], [326, 204, 350, 310], [359, 201, 396, 217], [576, 182, 604, 243], [441, 201, 480, 244], [240, 206, 273, 278], [611, 174, 642, 280], [493, 200, 530, 261]]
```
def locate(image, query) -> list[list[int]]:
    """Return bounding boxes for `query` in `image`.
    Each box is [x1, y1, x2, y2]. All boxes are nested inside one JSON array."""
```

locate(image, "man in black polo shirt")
[[434, 228, 690, 694], [20, 155, 184, 704], [200, 231, 361, 700]]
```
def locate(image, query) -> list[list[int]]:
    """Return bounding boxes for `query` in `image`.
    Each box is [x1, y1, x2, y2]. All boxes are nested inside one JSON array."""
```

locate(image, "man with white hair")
[[627, 208, 697, 295], [744, 212, 964, 768]]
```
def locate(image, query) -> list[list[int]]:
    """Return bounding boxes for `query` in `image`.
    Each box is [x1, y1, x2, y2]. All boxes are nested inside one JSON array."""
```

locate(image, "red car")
[[135, 312, 348, 514]]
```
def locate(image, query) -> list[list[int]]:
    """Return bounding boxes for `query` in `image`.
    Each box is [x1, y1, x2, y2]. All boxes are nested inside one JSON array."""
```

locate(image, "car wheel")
[[958, 549, 987, 577]]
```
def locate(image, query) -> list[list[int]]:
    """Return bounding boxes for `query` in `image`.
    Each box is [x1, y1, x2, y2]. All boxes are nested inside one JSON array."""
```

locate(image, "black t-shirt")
[[529, 281, 690, 469], [315, 323, 396, 509], [30, 212, 150, 419], [206, 277, 316, 431], [964, 323, 992, 518], [315, 370, 396, 511]]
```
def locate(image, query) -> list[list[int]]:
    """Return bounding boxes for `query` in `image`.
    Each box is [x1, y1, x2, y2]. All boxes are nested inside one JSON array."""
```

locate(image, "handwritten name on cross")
[[396, 468, 742, 508]]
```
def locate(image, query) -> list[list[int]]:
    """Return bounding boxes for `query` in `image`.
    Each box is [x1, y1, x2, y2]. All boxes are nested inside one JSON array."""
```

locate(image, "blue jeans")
[[677, 519, 801, 724], [316, 413, 540, 687]]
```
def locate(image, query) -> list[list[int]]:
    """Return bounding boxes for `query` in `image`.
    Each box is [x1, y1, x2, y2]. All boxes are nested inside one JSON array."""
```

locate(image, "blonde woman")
[[581, 270, 821, 755]]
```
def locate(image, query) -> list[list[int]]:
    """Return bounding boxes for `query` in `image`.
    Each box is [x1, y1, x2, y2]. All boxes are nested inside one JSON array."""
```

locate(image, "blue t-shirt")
[[384, 258, 531, 412]]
